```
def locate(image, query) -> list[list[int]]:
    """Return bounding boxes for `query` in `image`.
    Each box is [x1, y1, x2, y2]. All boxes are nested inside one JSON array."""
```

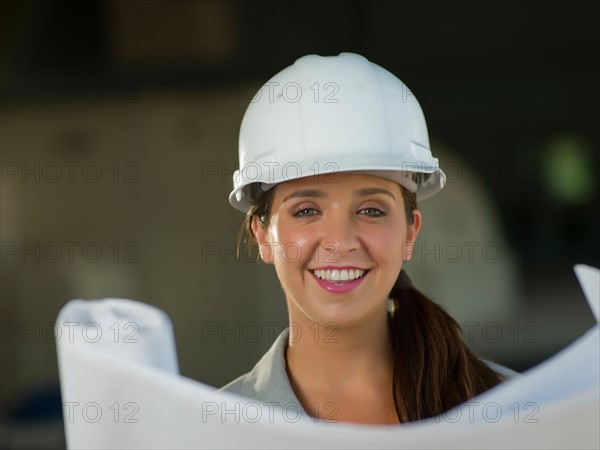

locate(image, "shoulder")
[[217, 327, 301, 407], [219, 372, 248, 395], [482, 359, 520, 380]]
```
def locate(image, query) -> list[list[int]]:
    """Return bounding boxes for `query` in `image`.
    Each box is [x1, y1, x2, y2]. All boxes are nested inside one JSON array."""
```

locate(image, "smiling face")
[[252, 173, 422, 329]]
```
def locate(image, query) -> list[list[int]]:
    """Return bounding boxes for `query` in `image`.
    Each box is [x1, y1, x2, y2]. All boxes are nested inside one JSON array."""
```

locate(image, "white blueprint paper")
[[56, 266, 600, 449], [575, 264, 600, 321]]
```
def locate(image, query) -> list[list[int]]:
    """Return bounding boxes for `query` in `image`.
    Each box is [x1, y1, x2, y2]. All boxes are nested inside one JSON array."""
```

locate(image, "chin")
[[297, 297, 383, 331]]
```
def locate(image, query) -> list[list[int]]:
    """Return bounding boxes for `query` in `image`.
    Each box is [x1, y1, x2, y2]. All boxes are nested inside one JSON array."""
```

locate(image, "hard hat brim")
[[228, 166, 446, 213]]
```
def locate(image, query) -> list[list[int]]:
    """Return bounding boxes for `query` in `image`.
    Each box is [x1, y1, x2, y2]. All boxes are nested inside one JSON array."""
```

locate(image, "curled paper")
[[56, 267, 600, 449]]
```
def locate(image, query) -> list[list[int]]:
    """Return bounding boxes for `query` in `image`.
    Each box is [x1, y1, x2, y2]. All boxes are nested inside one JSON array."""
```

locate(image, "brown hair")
[[241, 184, 505, 423]]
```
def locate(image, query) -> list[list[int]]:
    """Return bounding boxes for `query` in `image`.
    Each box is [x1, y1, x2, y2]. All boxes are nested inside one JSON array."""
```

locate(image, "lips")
[[309, 267, 370, 293]]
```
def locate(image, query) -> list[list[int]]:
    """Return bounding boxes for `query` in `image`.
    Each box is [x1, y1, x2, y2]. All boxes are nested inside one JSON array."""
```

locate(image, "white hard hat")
[[229, 52, 446, 213]]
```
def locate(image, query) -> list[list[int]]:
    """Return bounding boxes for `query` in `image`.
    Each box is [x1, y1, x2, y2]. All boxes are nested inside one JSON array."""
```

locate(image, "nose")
[[317, 211, 360, 261]]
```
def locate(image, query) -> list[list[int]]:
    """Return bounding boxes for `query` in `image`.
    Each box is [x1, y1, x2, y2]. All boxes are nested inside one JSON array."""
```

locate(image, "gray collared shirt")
[[218, 326, 519, 418], [218, 326, 301, 410]]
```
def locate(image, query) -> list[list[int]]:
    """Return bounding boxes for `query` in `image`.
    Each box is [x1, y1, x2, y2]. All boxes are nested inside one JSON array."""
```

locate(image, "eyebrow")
[[282, 189, 325, 203], [282, 187, 396, 203], [354, 187, 396, 200]]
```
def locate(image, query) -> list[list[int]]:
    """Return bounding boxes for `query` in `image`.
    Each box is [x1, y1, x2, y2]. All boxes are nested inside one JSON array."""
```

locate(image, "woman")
[[219, 53, 516, 425]]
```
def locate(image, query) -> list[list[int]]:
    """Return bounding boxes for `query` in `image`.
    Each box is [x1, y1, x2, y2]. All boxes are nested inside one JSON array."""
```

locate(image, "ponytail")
[[388, 270, 505, 422]]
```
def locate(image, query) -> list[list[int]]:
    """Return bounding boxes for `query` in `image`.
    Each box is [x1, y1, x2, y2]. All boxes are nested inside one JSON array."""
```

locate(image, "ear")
[[251, 215, 274, 264], [403, 209, 422, 262]]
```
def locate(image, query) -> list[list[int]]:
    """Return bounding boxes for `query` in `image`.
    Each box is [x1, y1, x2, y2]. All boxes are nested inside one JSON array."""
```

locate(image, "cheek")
[[364, 221, 408, 262], [365, 231, 402, 260], [271, 224, 317, 265]]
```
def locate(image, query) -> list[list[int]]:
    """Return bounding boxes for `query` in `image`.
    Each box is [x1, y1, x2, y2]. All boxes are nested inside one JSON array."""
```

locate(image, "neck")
[[285, 304, 394, 397]]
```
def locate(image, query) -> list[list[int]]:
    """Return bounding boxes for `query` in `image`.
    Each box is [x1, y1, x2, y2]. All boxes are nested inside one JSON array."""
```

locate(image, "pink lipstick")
[[310, 267, 369, 294]]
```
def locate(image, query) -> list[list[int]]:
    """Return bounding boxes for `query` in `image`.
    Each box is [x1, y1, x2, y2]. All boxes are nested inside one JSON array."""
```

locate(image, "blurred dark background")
[[1, 0, 598, 448]]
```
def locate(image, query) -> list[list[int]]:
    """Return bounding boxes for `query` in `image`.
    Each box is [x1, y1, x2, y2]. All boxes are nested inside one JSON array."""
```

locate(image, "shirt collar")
[[236, 326, 305, 412]]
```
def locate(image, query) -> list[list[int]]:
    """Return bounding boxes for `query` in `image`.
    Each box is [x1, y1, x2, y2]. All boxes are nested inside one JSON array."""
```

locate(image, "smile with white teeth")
[[312, 269, 366, 282]]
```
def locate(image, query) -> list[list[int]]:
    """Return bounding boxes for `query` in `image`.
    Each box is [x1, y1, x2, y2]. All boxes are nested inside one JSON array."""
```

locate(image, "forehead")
[[273, 172, 403, 195]]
